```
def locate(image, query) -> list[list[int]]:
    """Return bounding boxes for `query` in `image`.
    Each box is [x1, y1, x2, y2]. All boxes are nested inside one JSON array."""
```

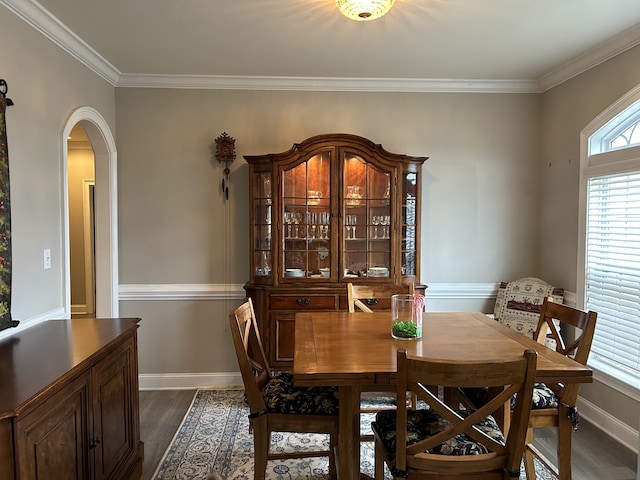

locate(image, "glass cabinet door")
[[281, 151, 332, 279], [343, 152, 392, 279], [402, 172, 418, 276], [253, 172, 273, 278]]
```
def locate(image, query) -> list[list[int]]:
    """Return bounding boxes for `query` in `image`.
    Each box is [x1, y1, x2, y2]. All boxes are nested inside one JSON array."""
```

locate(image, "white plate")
[[368, 271, 389, 278], [284, 269, 305, 277]]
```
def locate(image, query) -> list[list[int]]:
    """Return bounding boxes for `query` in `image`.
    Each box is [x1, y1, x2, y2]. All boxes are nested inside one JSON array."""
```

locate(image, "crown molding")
[[0, 0, 120, 85], [539, 22, 640, 92], [116, 74, 541, 93], [4, 0, 640, 93]]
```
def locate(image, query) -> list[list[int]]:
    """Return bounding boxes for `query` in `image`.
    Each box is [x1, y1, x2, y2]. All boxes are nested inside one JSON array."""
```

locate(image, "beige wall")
[[115, 89, 541, 285], [540, 44, 640, 432], [114, 89, 541, 381], [0, 6, 115, 321]]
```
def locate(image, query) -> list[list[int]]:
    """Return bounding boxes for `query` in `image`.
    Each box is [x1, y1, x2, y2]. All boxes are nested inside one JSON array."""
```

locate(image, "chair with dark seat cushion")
[[346, 283, 420, 437], [459, 277, 563, 408], [230, 298, 339, 480], [460, 297, 597, 480], [523, 297, 597, 480], [372, 348, 537, 480]]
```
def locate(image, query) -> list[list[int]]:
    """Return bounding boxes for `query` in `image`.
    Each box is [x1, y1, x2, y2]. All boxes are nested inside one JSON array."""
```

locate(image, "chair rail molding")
[[118, 283, 246, 301], [119, 282, 499, 302]]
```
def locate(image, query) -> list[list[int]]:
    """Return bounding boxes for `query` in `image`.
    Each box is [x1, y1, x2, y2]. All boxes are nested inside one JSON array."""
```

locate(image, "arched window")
[[579, 86, 640, 396]]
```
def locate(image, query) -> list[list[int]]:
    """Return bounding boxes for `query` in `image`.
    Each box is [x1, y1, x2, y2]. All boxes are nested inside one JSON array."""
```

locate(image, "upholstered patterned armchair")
[[493, 277, 564, 340]]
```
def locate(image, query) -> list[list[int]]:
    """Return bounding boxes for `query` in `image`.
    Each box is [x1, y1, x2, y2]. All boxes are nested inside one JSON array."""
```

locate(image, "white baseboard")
[[71, 304, 89, 314], [139, 372, 243, 390], [577, 396, 639, 454]]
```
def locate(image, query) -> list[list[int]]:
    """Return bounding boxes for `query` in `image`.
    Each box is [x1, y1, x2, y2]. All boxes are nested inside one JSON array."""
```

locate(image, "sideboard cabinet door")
[[15, 375, 91, 480], [92, 334, 140, 480]]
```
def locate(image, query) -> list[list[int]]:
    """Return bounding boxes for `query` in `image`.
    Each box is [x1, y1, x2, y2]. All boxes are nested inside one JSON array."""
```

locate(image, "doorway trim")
[[82, 179, 96, 315], [62, 107, 119, 317]]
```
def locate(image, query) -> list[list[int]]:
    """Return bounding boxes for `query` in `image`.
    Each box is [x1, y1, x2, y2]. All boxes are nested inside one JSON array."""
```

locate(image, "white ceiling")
[[7, 0, 640, 91]]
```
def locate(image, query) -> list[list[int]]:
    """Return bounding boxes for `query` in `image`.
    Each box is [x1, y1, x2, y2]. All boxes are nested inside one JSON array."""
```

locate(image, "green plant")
[[392, 320, 418, 339]]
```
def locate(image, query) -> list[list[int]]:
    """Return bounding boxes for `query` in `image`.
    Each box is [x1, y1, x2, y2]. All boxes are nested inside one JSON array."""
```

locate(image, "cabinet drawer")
[[270, 294, 338, 310], [338, 295, 393, 310]]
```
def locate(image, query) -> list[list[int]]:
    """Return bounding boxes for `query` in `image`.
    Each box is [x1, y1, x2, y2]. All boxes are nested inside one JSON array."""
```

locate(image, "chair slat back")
[[394, 349, 538, 477], [347, 283, 415, 313], [229, 298, 271, 413], [534, 297, 597, 405]]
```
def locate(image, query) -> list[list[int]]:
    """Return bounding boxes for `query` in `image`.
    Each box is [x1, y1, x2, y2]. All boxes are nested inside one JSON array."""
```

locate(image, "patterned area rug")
[[152, 389, 557, 480]]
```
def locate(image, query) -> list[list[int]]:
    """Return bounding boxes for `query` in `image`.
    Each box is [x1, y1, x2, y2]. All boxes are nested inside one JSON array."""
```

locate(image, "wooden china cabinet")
[[244, 133, 427, 368]]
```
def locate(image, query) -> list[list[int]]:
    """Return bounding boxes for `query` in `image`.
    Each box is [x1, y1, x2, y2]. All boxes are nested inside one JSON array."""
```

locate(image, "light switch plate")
[[43, 249, 51, 269]]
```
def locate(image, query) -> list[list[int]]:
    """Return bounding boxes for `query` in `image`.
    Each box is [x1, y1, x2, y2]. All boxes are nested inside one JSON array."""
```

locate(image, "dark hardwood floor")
[[139, 389, 638, 480], [139, 389, 196, 480]]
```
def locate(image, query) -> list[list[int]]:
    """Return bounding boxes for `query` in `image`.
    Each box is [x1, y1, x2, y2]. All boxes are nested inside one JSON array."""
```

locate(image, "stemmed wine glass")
[[283, 212, 292, 238], [320, 212, 330, 239], [381, 215, 390, 238], [345, 215, 356, 239], [372, 215, 381, 239], [293, 212, 302, 238]]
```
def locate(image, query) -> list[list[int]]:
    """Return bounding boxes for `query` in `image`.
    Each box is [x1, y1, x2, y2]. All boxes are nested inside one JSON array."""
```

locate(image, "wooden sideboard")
[[0, 318, 143, 480]]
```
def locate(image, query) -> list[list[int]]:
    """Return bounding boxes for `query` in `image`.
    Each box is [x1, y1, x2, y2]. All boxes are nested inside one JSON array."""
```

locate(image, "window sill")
[[589, 357, 640, 402]]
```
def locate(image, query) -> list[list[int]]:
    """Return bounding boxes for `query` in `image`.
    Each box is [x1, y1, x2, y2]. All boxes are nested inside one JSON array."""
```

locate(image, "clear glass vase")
[[391, 294, 425, 340]]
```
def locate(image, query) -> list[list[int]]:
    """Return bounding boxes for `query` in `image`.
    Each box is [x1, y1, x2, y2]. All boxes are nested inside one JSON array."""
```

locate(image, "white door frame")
[[62, 107, 119, 317], [82, 179, 96, 315]]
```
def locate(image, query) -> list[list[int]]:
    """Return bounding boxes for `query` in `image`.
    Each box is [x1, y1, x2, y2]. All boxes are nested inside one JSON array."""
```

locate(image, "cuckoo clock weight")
[[212, 132, 236, 199]]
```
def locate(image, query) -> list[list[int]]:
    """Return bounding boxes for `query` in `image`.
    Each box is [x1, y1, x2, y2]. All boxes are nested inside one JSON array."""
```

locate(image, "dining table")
[[293, 310, 593, 480]]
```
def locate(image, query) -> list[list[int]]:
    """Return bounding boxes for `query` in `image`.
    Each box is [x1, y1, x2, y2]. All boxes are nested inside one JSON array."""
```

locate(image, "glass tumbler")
[[391, 294, 425, 340]]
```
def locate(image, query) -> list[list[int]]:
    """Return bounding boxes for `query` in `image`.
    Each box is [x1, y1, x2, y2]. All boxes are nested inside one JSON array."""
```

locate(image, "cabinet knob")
[[89, 437, 102, 449], [296, 298, 310, 306], [365, 298, 379, 306]]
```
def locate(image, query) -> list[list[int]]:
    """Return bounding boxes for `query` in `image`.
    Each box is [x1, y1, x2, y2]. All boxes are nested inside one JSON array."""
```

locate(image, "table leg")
[[338, 386, 360, 479]]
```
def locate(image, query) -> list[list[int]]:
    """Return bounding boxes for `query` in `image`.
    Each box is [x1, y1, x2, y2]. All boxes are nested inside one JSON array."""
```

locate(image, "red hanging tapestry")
[[0, 92, 15, 331]]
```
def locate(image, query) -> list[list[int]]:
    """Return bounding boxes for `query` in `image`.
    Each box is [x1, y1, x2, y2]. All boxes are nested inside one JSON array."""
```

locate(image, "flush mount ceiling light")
[[336, 0, 395, 21]]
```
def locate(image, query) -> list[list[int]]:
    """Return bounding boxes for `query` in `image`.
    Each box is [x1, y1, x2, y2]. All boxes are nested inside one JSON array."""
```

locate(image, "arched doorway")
[[62, 107, 119, 317]]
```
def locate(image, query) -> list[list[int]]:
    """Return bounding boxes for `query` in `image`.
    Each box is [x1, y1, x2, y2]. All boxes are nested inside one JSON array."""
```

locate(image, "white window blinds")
[[586, 171, 640, 377]]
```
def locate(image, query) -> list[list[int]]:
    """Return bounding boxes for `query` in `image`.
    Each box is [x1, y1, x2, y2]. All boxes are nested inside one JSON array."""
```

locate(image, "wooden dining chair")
[[347, 282, 416, 313], [523, 297, 597, 480], [229, 298, 339, 480], [372, 348, 538, 480], [346, 282, 419, 429]]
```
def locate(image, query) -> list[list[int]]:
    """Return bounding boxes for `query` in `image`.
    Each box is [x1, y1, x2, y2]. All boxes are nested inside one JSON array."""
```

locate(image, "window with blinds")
[[585, 172, 640, 379], [582, 91, 640, 391]]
